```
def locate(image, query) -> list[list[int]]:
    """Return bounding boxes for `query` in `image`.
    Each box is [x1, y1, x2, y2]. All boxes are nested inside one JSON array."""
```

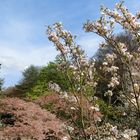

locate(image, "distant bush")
[[26, 62, 70, 99], [2, 87, 23, 98]]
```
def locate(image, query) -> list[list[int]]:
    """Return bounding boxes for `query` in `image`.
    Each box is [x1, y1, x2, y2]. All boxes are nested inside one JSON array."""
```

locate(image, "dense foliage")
[[27, 62, 70, 99]]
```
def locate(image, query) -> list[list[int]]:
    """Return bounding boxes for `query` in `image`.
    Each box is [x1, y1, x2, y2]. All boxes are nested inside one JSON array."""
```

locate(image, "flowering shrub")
[[35, 92, 102, 139], [84, 1, 140, 116], [46, 1, 140, 139], [47, 22, 99, 139], [0, 97, 69, 140], [35, 92, 69, 118]]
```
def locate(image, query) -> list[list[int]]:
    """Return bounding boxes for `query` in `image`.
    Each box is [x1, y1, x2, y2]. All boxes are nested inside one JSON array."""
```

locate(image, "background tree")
[[26, 62, 70, 99], [0, 64, 4, 92], [16, 65, 40, 96], [94, 32, 139, 104], [0, 78, 3, 91]]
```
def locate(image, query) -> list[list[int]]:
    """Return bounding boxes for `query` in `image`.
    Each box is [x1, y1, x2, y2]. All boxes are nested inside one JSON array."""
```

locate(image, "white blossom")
[[90, 104, 100, 111], [48, 82, 61, 92], [61, 136, 69, 140], [104, 90, 113, 96], [70, 107, 76, 110], [134, 83, 139, 92]]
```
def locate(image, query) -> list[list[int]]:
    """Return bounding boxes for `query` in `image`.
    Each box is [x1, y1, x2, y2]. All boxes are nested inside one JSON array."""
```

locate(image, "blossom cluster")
[[48, 81, 61, 92], [47, 22, 97, 92], [92, 123, 137, 140], [83, 1, 140, 114]]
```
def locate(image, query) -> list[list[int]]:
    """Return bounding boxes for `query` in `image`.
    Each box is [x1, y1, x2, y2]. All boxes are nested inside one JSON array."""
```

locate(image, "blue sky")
[[0, 0, 140, 87]]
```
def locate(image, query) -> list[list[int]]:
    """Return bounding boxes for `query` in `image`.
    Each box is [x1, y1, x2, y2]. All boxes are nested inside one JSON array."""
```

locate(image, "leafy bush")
[[95, 98, 119, 120], [26, 62, 70, 99]]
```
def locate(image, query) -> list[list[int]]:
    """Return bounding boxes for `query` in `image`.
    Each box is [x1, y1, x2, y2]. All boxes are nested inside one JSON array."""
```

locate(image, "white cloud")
[[0, 18, 58, 87], [0, 44, 58, 70], [77, 34, 103, 57], [0, 43, 58, 87]]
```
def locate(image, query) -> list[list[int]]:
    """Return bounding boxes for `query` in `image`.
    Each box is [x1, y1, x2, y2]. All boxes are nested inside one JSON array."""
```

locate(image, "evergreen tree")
[[16, 65, 40, 94]]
